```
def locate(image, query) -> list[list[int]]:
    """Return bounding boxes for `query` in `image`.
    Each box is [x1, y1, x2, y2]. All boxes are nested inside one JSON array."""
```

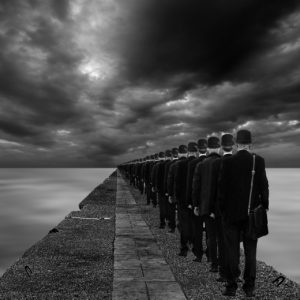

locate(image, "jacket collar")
[[208, 152, 221, 158], [237, 149, 252, 156]]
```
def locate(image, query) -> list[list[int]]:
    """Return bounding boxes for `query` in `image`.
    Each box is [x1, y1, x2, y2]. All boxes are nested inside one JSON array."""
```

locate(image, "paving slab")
[[113, 281, 148, 300], [147, 282, 186, 300], [114, 258, 141, 269], [114, 269, 144, 281], [113, 173, 186, 300], [143, 267, 176, 281]]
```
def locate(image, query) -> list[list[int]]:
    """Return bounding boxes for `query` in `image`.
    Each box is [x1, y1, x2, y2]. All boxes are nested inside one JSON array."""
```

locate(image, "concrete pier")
[[112, 173, 186, 300]]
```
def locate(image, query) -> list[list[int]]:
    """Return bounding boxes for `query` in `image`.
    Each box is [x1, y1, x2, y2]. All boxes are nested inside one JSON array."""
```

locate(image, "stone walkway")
[[112, 172, 187, 300]]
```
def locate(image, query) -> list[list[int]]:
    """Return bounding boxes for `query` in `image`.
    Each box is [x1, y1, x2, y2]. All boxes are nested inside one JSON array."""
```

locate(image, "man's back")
[[192, 153, 221, 216], [186, 156, 206, 207], [219, 150, 269, 223], [174, 157, 194, 207]]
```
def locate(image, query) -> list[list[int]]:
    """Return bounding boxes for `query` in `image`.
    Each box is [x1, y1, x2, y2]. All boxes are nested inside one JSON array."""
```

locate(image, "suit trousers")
[[150, 187, 157, 206], [223, 220, 257, 290], [204, 215, 218, 267], [192, 214, 204, 258], [158, 193, 167, 226], [167, 201, 176, 229], [178, 207, 193, 252], [216, 217, 226, 278], [139, 180, 144, 194], [145, 184, 151, 204]]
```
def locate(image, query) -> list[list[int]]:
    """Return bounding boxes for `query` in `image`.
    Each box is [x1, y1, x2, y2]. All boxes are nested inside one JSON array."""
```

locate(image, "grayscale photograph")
[[0, 0, 300, 299]]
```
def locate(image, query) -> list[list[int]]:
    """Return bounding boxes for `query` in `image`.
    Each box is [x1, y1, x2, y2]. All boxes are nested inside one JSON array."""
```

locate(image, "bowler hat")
[[165, 149, 172, 157], [207, 136, 220, 149], [221, 134, 234, 147], [158, 151, 165, 158], [172, 147, 179, 155], [236, 129, 252, 144], [197, 138, 208, 149], [178, 144, 188, 154], [188, 142, 198, 152]]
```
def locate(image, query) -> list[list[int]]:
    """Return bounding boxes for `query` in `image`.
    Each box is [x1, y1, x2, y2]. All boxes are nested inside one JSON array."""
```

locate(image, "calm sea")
[[0, 168, 299, 284], [0, 168, 114, 277]]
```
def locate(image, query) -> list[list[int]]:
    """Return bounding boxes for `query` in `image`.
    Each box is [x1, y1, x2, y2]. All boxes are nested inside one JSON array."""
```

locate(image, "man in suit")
[[168, 146, 187, 238], [186, 138, 208, 262], [150, 153, 160, 207], [165, 148, 179, 233], [136, 158, 144, 194], [219, 129, 269, 297], [174, 142, 197, 257], [154, 150, 172, 229], [211, 133, 234, 282], [193, 136, 221, 272], [143, 155, 154, 205]]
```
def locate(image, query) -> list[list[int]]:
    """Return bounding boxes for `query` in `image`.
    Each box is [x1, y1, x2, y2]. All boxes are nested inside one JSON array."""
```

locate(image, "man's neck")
[[223, 151, 232, 156], [238, 148, 251, 153], [188, 152, 197, 158]]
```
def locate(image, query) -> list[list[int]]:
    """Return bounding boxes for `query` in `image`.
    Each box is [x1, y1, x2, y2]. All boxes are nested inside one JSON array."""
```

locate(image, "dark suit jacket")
[[155, 160, 171, 196], [192, 153, 221, 216], [167, 159, 182, 197], [150, 161, 160, 187], [219, 150, 269, 223], [211, 153, 232, 217], [136, 163, 142, 180], [165, 159, 177, 196], [186, 155, 207, 207], [174, 157, 194, 208], [143, 161, 152, 184]]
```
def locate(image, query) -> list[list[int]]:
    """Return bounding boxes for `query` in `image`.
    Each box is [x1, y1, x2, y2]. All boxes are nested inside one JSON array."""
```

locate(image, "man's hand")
[[209, 213, 215, 219], [168, 196, 173, 204], [188, 205, 192, 210], [194, 207, 199, 216]]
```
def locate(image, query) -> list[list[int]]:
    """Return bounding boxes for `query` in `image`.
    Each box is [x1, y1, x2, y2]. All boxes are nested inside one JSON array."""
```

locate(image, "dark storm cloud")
[[1, 0, 300, 167], [118, 0, 300, 86], [0, 1, 89, 145], [103, 0, 300, 167], [0, 119, 38, 137], [50, 0, 70, 21]]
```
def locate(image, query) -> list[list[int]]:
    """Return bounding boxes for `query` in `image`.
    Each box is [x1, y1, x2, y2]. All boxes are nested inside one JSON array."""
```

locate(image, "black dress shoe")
[[178, 251, 187, 257], [222, 288, 236, 296], [193, 257, 202, 262], [209, 265, 218, 273], [216, 277, 227, 282], [243, 289, 255, 297]]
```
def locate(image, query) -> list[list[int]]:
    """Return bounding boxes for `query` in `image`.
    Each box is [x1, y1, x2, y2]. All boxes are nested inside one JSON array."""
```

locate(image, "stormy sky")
[[1, 0, 300, 167]]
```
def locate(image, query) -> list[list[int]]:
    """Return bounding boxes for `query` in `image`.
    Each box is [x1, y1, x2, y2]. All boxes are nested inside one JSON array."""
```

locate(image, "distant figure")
[[186, 138, 207, 262], [172, 143, 196, 257], [144, 155, 155, 205], [212, 133, 234, 282], [165, 148, 179, 233], [150, 153, 160, 207], [192, 136, 221, 272], [219, 129, 269, 297], [153, 151, 170, 228]]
